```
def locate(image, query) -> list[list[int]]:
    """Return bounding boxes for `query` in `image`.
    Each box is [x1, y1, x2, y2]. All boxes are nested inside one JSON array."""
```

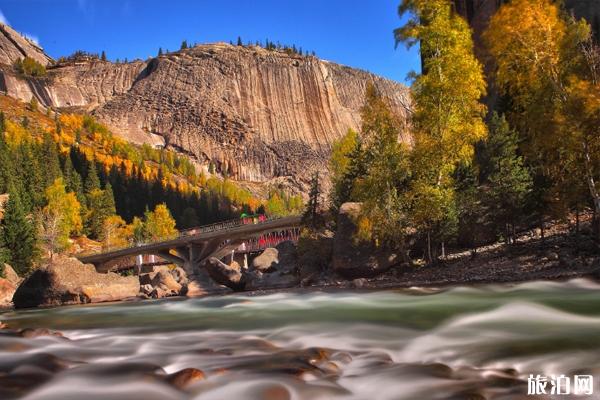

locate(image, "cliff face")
[[0, 23, 52, 67], [94, 44, 411, 185], [0, 36, 410, 193]]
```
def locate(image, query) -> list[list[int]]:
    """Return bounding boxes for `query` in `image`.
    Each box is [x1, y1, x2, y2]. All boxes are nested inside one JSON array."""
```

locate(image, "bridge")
[[77, 215, 303, 275]]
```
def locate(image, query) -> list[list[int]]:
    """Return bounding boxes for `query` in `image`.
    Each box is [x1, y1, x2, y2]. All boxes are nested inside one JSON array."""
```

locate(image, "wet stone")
[[166, 367, 206, 388]]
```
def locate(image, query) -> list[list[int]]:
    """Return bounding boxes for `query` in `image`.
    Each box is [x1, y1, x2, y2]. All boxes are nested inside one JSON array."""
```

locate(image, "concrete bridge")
[[77, 215, 303, 275]]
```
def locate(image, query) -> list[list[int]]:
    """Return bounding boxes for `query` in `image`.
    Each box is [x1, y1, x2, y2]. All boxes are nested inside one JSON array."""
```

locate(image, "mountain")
[[0, 25, 411, 195]]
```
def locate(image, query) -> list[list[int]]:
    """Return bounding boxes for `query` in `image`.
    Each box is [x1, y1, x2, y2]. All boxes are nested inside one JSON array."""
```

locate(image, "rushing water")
[[2, 280, 600, 399]]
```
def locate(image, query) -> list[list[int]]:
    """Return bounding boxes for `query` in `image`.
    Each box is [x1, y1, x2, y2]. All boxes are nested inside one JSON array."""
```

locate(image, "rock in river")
[[206, 258, 244, 290], [12, 256, 140, 308]]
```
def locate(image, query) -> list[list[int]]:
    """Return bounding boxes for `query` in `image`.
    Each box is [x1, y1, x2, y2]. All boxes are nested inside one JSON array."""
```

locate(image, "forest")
[[0, 95, 302, 277], [327, 0, 600, 263]]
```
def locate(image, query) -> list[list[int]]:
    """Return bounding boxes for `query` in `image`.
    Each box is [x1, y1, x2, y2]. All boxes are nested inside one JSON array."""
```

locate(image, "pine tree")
[[84, 161, 101, 199], [180, 40, 188, 50], [39, 133, 61, 190], [482, 113, 532, 244], [303, 172, 321, 228], [1, 189, 37, 275], [101, 50, 107, 61], [237, 36, 243, 46], [158, 47, 163, 56]]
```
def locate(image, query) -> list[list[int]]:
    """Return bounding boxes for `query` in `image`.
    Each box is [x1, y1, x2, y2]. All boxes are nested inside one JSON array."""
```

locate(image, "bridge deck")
[[77, 215, 302, 265]]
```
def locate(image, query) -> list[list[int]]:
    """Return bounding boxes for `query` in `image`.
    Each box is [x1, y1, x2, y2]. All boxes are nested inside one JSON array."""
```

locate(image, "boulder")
[[332, 203, 400, 279], [170, 266, 189, 286], [2, 264, 21, 285], [252, 248, 279, 272], [12, 256, 140, 308], [0, 278, 16, 306], [151, 270, 182, 293], [140, 284, 154, 296], [150, 287, 169, 299], [245, 241, 300, 290], [206, 258, 244, 290]]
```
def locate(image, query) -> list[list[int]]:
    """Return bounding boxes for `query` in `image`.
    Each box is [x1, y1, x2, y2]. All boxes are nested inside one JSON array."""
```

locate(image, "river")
[[1, 279, 600, 399]]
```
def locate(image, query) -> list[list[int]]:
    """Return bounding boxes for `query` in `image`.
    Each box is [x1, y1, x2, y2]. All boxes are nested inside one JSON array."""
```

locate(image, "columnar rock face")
[[0, 27, 411, 193], [93, 45, 411, 186]]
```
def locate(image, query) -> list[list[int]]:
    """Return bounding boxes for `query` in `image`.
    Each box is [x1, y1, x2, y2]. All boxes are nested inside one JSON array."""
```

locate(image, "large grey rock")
[[252, 248, 279, 272], [245, 241, 300, 290], [151, 270, 182, 294], [206, 258, 244, 290], [332, 202, 400, 279], [12, 256, 140, 308]]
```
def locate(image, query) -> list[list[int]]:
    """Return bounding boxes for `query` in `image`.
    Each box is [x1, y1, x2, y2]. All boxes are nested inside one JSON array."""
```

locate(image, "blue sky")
[[0, 0, 420, 83]]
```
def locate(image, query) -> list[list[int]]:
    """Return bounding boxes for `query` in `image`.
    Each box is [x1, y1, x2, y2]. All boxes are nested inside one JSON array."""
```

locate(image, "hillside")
[[0, 24, 411, 193]]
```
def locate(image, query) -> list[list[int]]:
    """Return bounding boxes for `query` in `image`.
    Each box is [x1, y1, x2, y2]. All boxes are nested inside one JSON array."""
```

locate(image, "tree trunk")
[[583, 141, 600, 241], [540, 217, 545, 243], [441, 241, 446, 260], [512, 223, 517, 244], [427, 230, 432, 264]]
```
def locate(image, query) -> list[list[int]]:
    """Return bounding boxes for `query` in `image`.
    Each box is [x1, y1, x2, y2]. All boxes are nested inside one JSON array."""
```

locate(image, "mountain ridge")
[[0, 25, 411, 194]]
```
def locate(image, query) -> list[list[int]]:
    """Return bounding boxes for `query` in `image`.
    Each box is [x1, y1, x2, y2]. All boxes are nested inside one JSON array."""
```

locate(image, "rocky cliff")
[[0, 24, 411, 194], [0, 23, 52, 67]]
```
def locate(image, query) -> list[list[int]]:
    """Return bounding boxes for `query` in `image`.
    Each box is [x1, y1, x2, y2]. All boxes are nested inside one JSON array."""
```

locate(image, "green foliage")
[[180, 40, 188, 50], [29, 97, 38, 112], [303, 172, 321, 228], [481, 114, 532, 242], [1, 189, 37, 276], [14, 57, 46, 77]]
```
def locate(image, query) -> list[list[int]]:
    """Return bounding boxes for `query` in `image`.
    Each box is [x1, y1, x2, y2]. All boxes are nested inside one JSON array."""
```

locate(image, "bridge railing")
[[78, 215, 294, 258]]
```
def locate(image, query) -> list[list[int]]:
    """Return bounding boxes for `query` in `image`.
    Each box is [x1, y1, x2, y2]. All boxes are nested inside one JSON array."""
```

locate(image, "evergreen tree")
[[1, 189, 37, 275], [101, 50, 107, 61], [39, 134, 62, 190], [482, 113, 532, 244], [180, 207, 199, 229], [84, 161, 101, 199], [237, 36, 243, 46], [303, 172, 321, 228], [180, 40, 188, 50], [158, 47, 163, 56]]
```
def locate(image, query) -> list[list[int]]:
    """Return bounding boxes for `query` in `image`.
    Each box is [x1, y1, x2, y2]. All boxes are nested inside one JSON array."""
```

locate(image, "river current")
[[1, 280, 600, 399]]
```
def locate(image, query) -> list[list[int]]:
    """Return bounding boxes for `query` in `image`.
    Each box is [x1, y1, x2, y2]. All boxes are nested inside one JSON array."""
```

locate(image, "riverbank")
[[1, 213, 598, 311]]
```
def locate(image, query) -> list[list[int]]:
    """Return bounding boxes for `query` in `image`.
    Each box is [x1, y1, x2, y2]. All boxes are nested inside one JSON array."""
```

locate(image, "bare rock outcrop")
[[0, 23, 52, 67], [12, 256, 139, 308], [0, 29, 411, 193]]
